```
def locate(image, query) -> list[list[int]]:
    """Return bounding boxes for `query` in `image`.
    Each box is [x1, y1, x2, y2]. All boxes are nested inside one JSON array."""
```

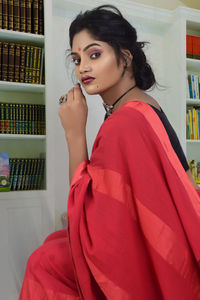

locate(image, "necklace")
[[103, 84, 137, 119]]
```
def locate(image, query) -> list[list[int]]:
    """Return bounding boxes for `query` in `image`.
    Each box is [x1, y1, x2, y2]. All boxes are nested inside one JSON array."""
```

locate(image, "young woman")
[[19, 5, 200, 300]]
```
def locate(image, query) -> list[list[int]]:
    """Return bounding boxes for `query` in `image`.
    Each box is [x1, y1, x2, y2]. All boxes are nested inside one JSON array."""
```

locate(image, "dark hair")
[[69, 5, 157, 91]]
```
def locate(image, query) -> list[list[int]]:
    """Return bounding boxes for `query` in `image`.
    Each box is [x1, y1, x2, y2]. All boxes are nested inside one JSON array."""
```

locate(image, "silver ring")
[[59, 94, 67, 105]]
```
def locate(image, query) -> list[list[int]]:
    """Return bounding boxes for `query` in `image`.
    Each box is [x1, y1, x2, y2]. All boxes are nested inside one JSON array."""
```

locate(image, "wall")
[[129, 0, 200, 10]]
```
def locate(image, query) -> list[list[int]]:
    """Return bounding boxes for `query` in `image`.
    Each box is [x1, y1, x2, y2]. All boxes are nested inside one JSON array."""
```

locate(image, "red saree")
[[19, 101, 200, 299]]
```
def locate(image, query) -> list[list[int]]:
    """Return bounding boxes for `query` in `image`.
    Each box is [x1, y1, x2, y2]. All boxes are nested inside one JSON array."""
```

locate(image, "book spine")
[[38, 0, 44, 35], [8, 42, 15, 82], [21, 104, 25, 134], [192, 75, 196, 99], [0, 41, 2, 80], [25, 0, 31, 33], [36, 47, 41, 84], [12, 103, 16, 133], [8, 0, 13, 30], [15, 103, 19, 134], [13, 0, 20, 31], [10, 158, 15, 190], [2, 42, 9, 81], [32, 0, 39, 34], [0, 0, 2, 29], [14, 43, 20, 82], [17, 159, 24, 190], [21, 158, 28, 190], [31, 104, 34, 134], [20, 44, 26, 83], [193, 36, 200, 60], [9, 103, 14, 133], [2, 0, 8, 29], [4, 102, 10, 133], [28, 104, 32, 134], [28, 45, 34, 83], [186, 35, 193, 59], [12, 158, 20, 191], [25, 45, 30, 83], [0, 103, 5, 133], [18, 104, 22, 134], [32, 46, 37, 84], [20, 0, 25, 32], [25, 104, 29, 134]]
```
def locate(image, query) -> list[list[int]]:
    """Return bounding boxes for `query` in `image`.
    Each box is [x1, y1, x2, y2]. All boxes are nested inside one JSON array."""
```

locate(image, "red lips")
[[82, 76, 95, 84]]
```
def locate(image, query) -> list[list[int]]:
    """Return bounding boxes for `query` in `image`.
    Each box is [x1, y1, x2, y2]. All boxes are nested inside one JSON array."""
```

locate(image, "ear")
[[121, 49, 133, 67]]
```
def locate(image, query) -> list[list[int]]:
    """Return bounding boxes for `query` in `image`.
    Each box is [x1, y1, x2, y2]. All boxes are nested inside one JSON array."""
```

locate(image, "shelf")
[[186, 58, 200, 72], [186, 139, 200, 143], [0, 190, 46, 200], [0, 134, 46, 140], [0, 81, 45, 93], [186, 98, 200, 105], [0, 29, 44, 46]]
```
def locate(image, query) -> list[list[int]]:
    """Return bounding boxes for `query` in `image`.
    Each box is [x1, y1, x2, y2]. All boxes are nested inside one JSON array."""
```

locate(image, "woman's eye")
[[90, 52, 101, 59], [72, 58, 80, 65]]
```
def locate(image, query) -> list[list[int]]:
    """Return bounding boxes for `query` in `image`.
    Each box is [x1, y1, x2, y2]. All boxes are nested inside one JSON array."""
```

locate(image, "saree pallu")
[[19, 101, 200, 299]]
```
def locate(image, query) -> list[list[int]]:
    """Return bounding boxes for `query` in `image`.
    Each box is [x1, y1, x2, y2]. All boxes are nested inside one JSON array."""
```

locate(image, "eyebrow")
[[71, 43, 102, 55]]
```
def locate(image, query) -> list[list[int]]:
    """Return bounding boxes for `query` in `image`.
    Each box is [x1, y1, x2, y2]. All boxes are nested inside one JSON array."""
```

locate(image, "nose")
[[79, 58, 90, 74]]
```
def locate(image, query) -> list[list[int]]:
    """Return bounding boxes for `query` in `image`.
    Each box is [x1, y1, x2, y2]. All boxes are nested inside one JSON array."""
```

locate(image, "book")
[[2, 42, 8, 81], [32, 0, 39, 34], [25, 0, 31, 33], [8, 0, 13, 30], [13, 0, 20, 31], [38, 0, 44, 35], [193, 36, 200, 60], [0, 0, 2, 29], [0, 41, 2, 80], [2, 0, 8, 29], [20, 0, 25, 32], [8, 42, 15, 82], [14, 43, 20, 82], [186, 35, 193, 58], [20, 44, 26, 83], [0, 153, 10, 192]]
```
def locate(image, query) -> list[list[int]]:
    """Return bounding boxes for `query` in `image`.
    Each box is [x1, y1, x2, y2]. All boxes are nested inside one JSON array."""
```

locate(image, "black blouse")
[[149, 105, 189, 171], [104, 104, 189, 171]]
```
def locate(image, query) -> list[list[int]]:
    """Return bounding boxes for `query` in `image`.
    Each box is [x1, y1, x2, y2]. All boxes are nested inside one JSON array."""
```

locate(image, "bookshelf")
[[185, 17, 200, 184], [0, 1, 55, 299]]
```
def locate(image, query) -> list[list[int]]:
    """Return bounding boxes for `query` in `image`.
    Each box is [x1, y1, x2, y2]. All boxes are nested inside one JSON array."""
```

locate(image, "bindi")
[[78, 48, 81, 51]]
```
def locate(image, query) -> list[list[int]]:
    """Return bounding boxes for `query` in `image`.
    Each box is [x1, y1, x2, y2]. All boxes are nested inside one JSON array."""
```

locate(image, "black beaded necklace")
[[103, 84, 137, 120]]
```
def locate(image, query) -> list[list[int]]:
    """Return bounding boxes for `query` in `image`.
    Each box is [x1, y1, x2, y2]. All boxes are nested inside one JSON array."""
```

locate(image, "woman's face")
[[71, 30, 125, 95]]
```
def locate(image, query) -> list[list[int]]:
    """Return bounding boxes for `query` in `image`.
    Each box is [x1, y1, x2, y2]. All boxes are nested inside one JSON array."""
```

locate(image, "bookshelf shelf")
[[186, 98, 200, 105], [186, 139, 200, 143], [0, 190, 47, 200], [186, 58, 200, 72], [0, 81, 45, 93], [0, 134, 46, 140], [0, 29, 44, 46]]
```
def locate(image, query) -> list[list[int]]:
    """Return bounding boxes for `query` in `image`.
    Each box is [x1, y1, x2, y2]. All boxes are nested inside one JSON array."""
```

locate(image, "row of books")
[[186, 106, 200, 140], [186, 35, 200, 60], [186, 73, 200, 100], [0, 41, 44, 84], [0, 103, 46, 135], [9, 157, 45, 191], [188, 160, 200, 184], [0, 0, 44, 35], [0, 153, 45, 191]]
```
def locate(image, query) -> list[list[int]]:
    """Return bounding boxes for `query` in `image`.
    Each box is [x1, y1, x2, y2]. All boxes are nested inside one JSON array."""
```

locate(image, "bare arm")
[[66, 134, 88, 184], [186, 169, 200, 190]]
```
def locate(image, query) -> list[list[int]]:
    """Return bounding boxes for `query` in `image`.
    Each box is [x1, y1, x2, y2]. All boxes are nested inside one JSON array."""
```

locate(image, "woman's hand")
[[58, 84, 88, 139]]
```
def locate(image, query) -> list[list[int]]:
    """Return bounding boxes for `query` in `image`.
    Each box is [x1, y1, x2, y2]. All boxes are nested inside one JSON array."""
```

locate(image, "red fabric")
[[19, 101, 200, 299]]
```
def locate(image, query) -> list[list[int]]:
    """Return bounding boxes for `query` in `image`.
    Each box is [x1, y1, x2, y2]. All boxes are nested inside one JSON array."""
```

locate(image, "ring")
[[59, 95, 67, 105]]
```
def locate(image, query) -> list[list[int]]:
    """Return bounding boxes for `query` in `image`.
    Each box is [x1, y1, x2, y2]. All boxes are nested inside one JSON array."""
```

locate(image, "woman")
[[19, 5, 200, 300]]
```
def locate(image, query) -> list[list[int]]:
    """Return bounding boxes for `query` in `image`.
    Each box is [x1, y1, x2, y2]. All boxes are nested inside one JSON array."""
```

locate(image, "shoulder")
[[100, 101, 157, 138]]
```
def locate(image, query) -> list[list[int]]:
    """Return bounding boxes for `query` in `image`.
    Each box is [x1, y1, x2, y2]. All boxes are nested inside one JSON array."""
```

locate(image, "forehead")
[[72, 30, 106, 51]]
